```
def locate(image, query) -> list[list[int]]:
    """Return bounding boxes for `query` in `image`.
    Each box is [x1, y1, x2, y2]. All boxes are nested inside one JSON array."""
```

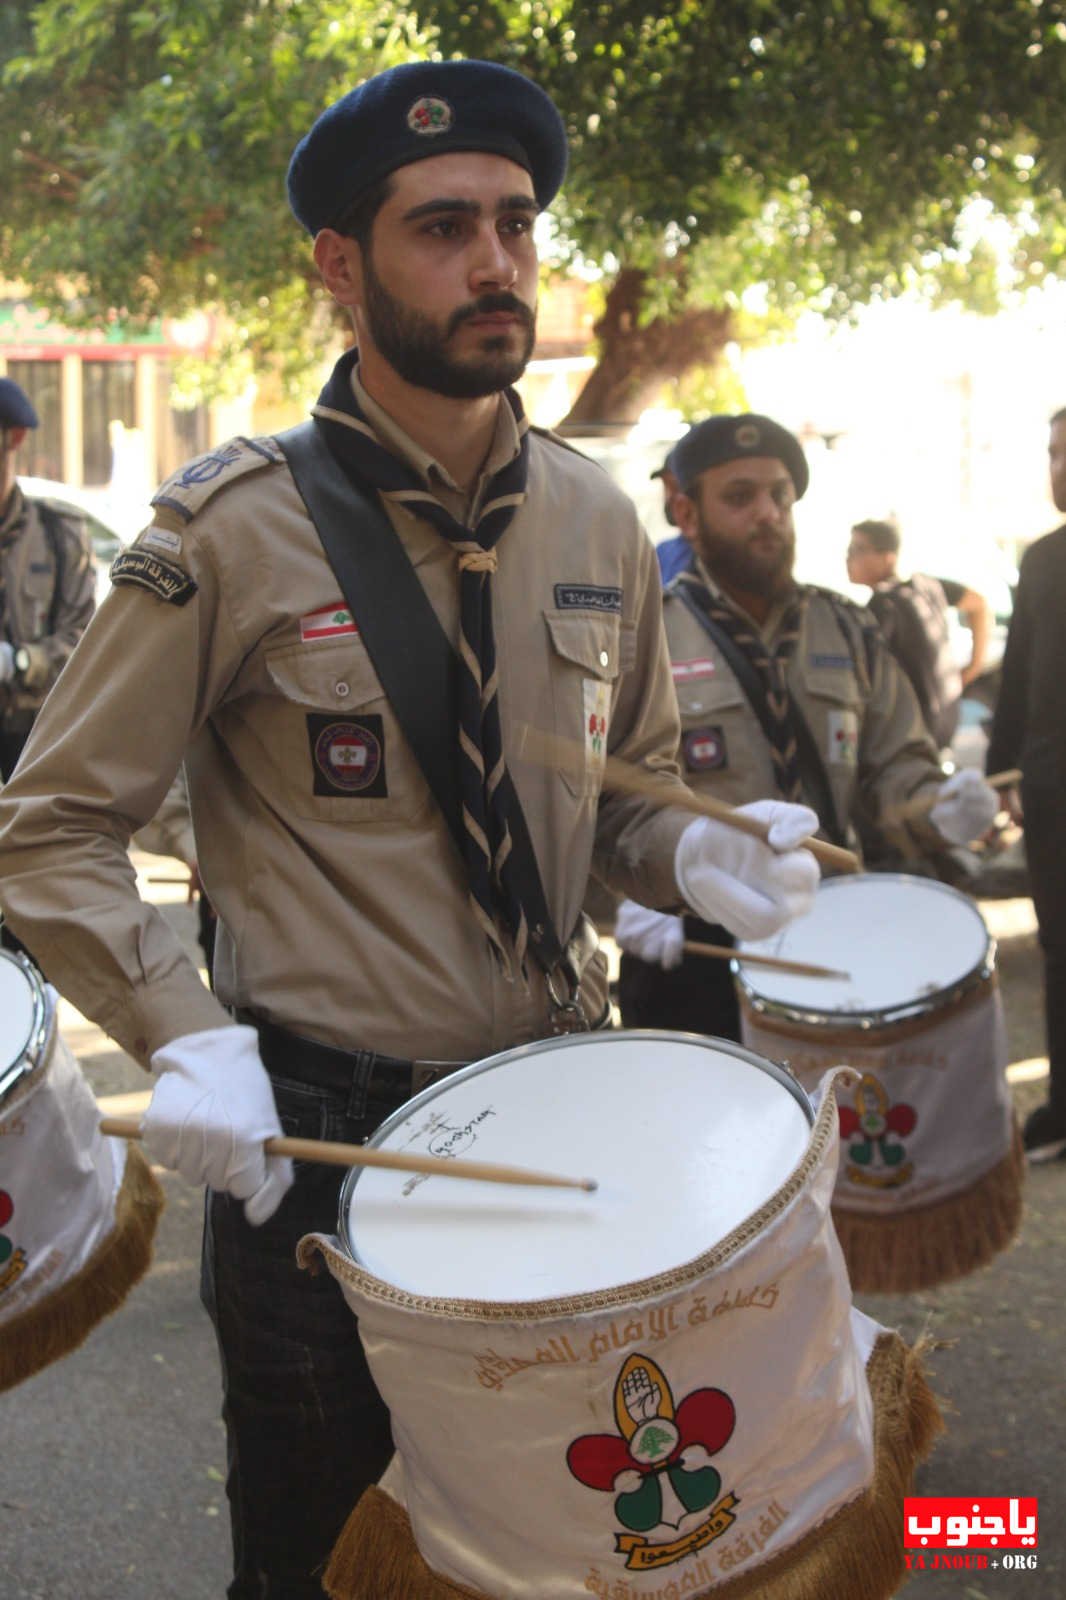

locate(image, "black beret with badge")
[[287, 58, 568, 234], [0, 379, 39, 430], [671, 414, 810, 500]]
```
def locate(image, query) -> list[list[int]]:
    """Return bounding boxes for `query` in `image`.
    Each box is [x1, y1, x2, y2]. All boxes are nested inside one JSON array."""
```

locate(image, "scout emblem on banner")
[[839, 1074, 917, 1189], [567, 1353, 738, 1572]]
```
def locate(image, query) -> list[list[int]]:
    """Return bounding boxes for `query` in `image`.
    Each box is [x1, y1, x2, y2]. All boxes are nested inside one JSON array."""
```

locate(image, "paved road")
[[2, 865, 1060, 1599]]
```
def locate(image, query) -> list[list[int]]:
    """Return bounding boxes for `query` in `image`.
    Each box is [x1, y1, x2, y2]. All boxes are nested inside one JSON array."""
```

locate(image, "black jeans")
[[200, 1070, 398, 1599], [617, 918, 741, 1041], [1022, 786, 1066, 1121]]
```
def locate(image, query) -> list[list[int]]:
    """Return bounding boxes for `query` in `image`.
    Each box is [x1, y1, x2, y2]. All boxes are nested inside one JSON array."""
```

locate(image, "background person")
[[985, 406, 1066, 1162], [615, 414, 999, 1038], [846, 516, 992, 752], [0, 377, 96, 781], [0, 64, 819, 1596]]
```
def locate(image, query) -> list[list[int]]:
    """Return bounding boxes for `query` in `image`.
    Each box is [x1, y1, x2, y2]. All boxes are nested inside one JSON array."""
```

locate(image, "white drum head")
[[340, 1032, 812, 1302], [736, 874, 992, 1025], [0, 952, 46, 1100]]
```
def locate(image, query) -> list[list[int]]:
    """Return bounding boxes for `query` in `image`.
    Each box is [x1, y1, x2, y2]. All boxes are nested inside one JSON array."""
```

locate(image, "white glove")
[[143, 1025, 293, 1225], [614, 900, 685, 970], [674, 800, 820, 942], [928, 769, 1000, 845], [0, 643, 14, 684]]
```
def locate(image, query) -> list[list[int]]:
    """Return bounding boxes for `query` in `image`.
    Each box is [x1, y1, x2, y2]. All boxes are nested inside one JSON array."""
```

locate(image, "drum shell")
[[302, 1054, 882, 1600]]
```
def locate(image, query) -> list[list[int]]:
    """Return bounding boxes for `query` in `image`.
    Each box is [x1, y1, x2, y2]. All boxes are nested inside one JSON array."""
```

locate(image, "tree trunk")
[[556, 267, 734, 434]]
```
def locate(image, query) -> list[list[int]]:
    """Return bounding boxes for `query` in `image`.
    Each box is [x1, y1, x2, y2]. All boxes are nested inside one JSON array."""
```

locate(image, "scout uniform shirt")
[[0, 486, 96, 732], [0, 383, 691, 1068], [662, 559, 944, 845]]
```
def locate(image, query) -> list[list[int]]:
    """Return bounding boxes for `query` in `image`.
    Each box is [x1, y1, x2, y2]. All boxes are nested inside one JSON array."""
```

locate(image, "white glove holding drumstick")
[[615, 799, 821, 966], [142, 1024, 293, 1225]]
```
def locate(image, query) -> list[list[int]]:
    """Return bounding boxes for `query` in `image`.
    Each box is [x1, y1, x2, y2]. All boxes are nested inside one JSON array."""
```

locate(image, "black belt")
[[236, 1009, 466, 1120]]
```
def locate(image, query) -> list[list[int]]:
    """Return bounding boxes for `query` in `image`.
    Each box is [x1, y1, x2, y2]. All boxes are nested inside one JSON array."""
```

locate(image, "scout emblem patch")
[[300, 603, 359, 642], [307, 714, 386, 796], [838, 1073, 917, 1189], [567, 1353, 739, 1573], [407, 95, 453, 135], [110, 550, 197, 606], [0, 1189, 27, 1295], [583, 680, 611, 783], [827, 708, 858, 766], [683, 726, 727, 772]]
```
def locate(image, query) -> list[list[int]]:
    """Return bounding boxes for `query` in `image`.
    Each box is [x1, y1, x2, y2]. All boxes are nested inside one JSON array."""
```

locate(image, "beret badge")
[[734, 423, 761, 449], [407, 95, 454, 136]]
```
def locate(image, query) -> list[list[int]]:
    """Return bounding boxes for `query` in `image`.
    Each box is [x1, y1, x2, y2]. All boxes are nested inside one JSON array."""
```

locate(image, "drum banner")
[[742, 982, 1023, 1293], [0, 1014, 164, 1391], [300, 1075, 942, 1600]]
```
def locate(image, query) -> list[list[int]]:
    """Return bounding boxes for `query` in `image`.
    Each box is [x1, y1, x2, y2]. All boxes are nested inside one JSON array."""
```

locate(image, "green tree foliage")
[[4, 2, 1066, 416], [0, 0, 425, 396], [429, 0, 1066, 421]]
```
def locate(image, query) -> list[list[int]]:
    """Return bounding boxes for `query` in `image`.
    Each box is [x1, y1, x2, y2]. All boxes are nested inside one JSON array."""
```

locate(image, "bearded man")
[[0, 70, 824, 1596], [615, 413, 999, 1035]]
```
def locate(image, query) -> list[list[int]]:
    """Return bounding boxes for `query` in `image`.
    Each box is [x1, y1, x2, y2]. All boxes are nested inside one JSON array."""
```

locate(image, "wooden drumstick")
[[683, 940, 850, 981], [99, 1116, 598, 1193], [517, 723, 860, 874]]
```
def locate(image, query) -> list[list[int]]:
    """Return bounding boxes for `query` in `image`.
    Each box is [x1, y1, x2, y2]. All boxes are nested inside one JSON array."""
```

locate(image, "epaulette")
[[528, 423, 598, 465], [151, 435, 284, 525]]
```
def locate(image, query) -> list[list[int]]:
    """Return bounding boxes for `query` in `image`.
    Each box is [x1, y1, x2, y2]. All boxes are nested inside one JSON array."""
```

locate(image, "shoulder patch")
[[151, 435, 284, 525], [528, 424, 598, 465], [110, 549, 198, 606]]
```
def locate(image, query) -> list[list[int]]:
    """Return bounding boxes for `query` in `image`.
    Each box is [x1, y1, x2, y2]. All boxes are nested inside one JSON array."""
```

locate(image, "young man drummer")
[[0, 64, 821, 1597], [614, 414, 1000, 1037]]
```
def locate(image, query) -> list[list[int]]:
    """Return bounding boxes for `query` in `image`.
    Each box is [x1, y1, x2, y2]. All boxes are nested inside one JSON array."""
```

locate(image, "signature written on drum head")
[[400, 1106, 497, 1195]]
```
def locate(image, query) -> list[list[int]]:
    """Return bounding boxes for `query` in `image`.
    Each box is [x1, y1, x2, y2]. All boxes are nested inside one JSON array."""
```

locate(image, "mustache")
[[446, 293, 536, 338]]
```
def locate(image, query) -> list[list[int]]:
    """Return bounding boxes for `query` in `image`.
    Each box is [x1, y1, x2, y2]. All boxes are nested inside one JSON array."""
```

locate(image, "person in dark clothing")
[[846, 517, 991, 751], [986, 407, 1066, 1161]]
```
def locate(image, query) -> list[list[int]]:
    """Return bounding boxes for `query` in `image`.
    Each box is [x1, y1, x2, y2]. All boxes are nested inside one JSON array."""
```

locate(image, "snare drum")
[[300, 1031, 940, 1600], [736, 874, 1023, 1294], [0, 951, 164, 1391]]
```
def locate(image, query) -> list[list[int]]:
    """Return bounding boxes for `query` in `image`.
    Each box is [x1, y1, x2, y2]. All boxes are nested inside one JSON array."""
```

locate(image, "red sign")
[[904, 1496, 1038, 1550]]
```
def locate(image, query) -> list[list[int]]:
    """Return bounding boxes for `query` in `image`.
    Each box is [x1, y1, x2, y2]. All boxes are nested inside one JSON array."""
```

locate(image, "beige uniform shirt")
[[0, 390, 690, 1067], [0, 487, 96, 729], [662, 563, 944, 847]]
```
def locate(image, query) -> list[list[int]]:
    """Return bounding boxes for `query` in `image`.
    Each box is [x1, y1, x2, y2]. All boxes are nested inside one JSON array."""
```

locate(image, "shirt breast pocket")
[[800, 663, 862, 771], [544, 609, 622, 798], [263, 640, 432, 823]]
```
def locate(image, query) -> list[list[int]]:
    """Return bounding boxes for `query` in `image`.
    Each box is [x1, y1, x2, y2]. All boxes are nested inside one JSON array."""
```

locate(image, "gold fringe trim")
[[832, 1122, 1025, 1294], [323, 1330, 943, 1600], [0, 1142, 165, 1393]]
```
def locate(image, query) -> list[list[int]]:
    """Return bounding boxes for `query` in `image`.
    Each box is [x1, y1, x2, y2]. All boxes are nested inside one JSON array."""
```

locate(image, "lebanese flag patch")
[[300, 602, 359, 642], [672, 657, 715, 682]]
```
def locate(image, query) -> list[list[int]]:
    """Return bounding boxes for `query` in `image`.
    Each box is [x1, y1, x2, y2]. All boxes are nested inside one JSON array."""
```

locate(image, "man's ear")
[[3, 427, 28, 452], [312, 229, 363, 309], [674, 491, 700, 546]]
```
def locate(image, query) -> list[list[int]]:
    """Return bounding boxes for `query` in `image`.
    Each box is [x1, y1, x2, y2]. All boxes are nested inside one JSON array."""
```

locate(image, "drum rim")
[[0, 951, 49, 1102], [734, 872, 995, 1030], [338, 1029, 814, 1268]]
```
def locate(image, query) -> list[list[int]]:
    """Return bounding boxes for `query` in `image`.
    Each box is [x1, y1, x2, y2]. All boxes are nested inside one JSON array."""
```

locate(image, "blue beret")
[[287, 59, 568, 234], [0, 379, 38, 430], [672, 415, 809, 500]]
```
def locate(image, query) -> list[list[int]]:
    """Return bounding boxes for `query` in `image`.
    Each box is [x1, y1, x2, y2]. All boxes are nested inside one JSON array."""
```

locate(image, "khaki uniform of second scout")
[[665, 563, 943, 830]]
